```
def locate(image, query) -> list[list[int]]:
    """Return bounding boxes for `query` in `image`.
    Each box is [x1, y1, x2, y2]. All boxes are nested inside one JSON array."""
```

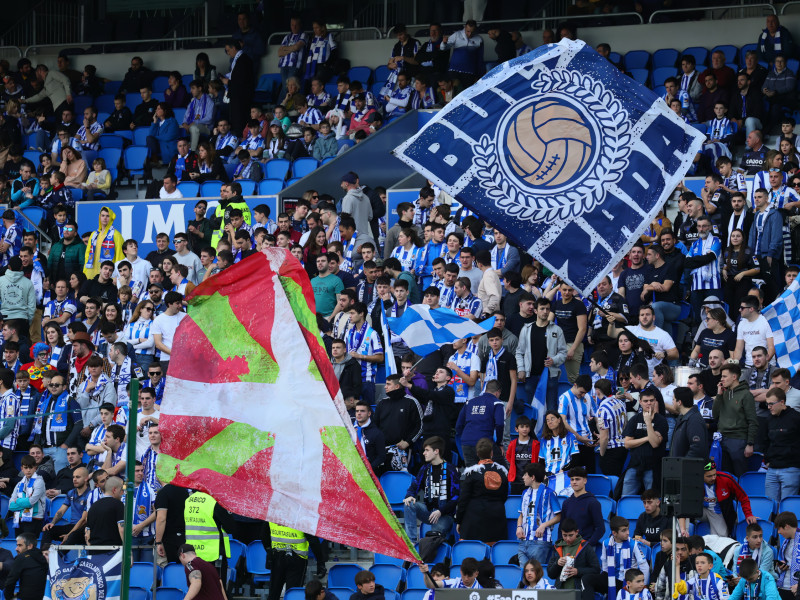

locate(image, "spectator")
[[762, 55, 797, 130], [403, 436, 458, 545], [152, 292, 186, 372], [312, 121, 338, 161], [374, 374, 422, 471], [621, 388, 668, 496], [3, 532, 46, 600], [581, 515, 649, 600], [654, 537, 692, 600], [455, 437, 508, 544], [729, 558, 780, 600], [277, 17, 307, 100], [701, 50, 737, 94], [734, 295, 775, 367], [118, 56, 152, 94], [304, 21, 339, 84], [713, 363, 758, 477], [353, 400, 385, 473], [730, 72, 765, 140], [421, 558, 480, 590], [220, 39, 255, 136], [732, 522, 775, 581], [132, 85, 159, 129], [442, 20, 485, 87], [559, 467, 603, 546], [416, 23, 450, 80], [181, 80, 215, 151], [20, 64, 72, 118], [9, 455, 45, 538], [59, 146, 87, 188], [758, 15, 794, 65], [456, 380, 504, 466], [516, 462, 560, 565], [764, 388, 800, 500], [547, 517, 601, 589], [145, 103, 179, 166], [634, 489, 671, 547]]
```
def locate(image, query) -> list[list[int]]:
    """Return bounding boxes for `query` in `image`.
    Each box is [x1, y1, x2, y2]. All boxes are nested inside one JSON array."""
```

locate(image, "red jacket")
[[505, 438, 541, 483], [714, 470, 752, 533]]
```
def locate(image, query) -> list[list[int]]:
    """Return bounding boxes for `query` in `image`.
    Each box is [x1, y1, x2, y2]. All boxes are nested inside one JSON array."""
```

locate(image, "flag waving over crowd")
[[157, 248, 419, 561], [762, 278, 800, 375], [393, 38, 705, 296], [387, 304, 495, 356]]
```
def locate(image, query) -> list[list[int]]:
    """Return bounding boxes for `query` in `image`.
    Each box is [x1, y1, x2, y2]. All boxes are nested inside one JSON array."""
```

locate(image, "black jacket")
[[547, 537, 601, 589], [119, 67, 153, 94], [410, 383, 455, 438], [52, 464, 81, 493], [493, 30, 516, 63], [373, 390, 423, 447], [728, 86, 766, 124], [4, 546, 47, 600], [79, 276, 118, 305], [671, 405, 709, 458], [765, 406, 800, 469], [359, 420, 386, 473], [332, 356, 362, 401]]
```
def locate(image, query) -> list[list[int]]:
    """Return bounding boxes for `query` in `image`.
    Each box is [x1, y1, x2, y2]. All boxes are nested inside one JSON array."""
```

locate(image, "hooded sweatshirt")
[[312, 131, 338, 161], [0, 269, 35, 321], [341, 186, 374, 241], [83, 206, 124, 278]]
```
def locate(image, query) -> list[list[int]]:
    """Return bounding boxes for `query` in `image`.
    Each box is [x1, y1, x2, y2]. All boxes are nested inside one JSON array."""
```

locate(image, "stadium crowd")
[[0, 9, 798, 600]]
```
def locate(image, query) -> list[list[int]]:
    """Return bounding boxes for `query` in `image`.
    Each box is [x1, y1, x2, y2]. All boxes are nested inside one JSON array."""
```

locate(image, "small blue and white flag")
[[393, 38, 705, 296], [380, 301, 398, 376], [532, 371, 549, 437], [44, 549, 122, 600], [762, 279, 800, 375], [386, 304, 495, 357]]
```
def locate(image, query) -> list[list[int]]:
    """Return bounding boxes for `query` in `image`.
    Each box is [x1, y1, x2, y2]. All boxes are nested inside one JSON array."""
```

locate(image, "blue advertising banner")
[[76, 196, 279, 256]]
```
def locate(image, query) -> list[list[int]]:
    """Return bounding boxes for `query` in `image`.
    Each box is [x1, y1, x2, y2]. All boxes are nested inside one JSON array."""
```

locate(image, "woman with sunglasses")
[[122, 301, 156, 373]]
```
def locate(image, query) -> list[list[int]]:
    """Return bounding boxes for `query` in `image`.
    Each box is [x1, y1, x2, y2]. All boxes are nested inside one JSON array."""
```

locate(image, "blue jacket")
[[730, 571, 780, 600], [148, 117, 179, 162], [455, 391, 505, 446], [748, 208, 784, 259], [405, 461, 460, 514]]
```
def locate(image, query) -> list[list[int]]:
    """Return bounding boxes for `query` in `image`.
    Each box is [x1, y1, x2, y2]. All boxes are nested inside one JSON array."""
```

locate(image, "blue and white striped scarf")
[[607, 538, 632, 599]]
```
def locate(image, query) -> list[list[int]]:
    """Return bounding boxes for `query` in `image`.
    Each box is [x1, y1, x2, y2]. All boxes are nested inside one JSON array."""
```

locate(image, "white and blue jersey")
[[278, 32, 308, 68], [0, 223, 22, 267], [184, 94, 215, 127], [345, 322, 383, 383], [540, 433, 579, 475], [688, 572, 729, 600], [76, 121, 103, 151], [214, 132, 239, 154], [436, 281, 456, 308], [442, 577, 481, 589], [304, 33, 337, 80], [125, 320, 155, 356], [306, 92, 331, 109], [770, 184, 800, 209], [51, 136, 82, 159], [687, 235, 722, 290], [299, 107, 324, 126], [520, 484, 560, 541], [596, 396, 627, 449], [558, 389, 593, 439], [451, 293, 482, 319], [390, 244, 422, 273], [385, 86, 412, 115], [0, 390, 19, 450], [706, 117, 736, 143], [42, 295, 77, 335], [240, 133, 264, 151]]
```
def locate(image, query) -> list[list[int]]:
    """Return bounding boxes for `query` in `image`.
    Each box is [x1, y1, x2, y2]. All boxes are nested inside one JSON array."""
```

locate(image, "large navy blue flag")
[[44, 550, 122, 600], [393, 39, 705, 296]]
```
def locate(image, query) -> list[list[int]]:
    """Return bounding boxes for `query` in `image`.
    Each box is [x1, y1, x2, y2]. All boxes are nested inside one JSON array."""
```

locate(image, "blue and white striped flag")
[[532, 372, 548, 438], [386, 304, 495, 357], [44, 549, 122, 600], [393, 38, 705, 296], [762, 279, 800, 375], [380, 301, 397, 376]]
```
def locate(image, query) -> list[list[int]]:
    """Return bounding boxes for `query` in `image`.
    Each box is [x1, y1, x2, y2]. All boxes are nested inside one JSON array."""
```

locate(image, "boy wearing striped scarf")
[[582, 515, 649, 600], [688, 553, 730, 600], [619, 568, 653, 600]]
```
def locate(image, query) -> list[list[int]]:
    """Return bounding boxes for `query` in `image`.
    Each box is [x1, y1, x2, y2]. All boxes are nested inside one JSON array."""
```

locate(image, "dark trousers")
[[15, 518, 44, 540], [582, 574, 621, 600], [599, 446, 627, 477], [578, 443, 596, 474], [267, 551, 307, 600], [41, 523, 75, 549]]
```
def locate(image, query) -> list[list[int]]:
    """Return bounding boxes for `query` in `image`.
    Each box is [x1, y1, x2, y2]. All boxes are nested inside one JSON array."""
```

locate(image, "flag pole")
[[121, 378, 140, 600]]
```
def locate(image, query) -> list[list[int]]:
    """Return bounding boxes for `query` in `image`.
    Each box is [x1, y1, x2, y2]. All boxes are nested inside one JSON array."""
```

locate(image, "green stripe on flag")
[[320, 426, 418, 553], [308, 359, 323, 382], [280, 277, 326, 346], [191, 291, 280, 383], [158, 422, 275, 481]]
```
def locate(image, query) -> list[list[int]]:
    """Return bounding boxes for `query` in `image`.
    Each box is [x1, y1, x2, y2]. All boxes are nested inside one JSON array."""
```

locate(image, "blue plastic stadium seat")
[[652, 67, 678, 89], [491, 540, 519, 565], [177, 181, 200, 198], [738, 496, 775, 522], [259, 179, 284, 195], [451, 540, 489, 564], [629, 69, 649, 85], [586, 474, 613, 497], [133, 128, 150, 146], [683, 46, 709, 67], [126, 92, 143, 111], [616, 496, 643, 521], [739, 472, 766, 497], [291, 157, 318, 178], [401, 590, 428, 600], [505, 496, 521, 519], [95, 94, 116, 114], [652, 48, 679, 70], [370, 564, 403, 590], [162, 563, 187, 592], [98, 134, 124, 150], [328, 564, 363, 588], [152, 76, 169, 93], [374, 65, 390, 85], [779, 496, 800, 516], [379, 471, 413, 511], [265, 158, 291, 180], [495, 565, 522, 588], [625, 50, 650, 70], [130, 562, 158, 589], [155, 588, 184, 600], [348, 66, 372, 85], [238, 179, 257, 196], [245, 541, 271, 585], [736, 519, 773, 543]]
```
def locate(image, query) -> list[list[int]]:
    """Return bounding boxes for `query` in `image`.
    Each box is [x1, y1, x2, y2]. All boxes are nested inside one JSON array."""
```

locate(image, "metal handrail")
[[649, 2, 776, 22], [14, 209, 51, 246], [267, 27, 384, 45], [781, 1, 800, 14], [24, 34, 224, 57], [0, 46, 22, 58], [386, 12, 644, 37]]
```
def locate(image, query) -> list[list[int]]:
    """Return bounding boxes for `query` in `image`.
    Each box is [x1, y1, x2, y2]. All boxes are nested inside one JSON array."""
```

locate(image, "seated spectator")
[[59, 147, 87, 188], [730, 71, 765, 141], [288, 127, 317, 161], [559, 467, 603, 546], [520, 559, 554, 590], [159, 174, 183, 200], [132, 85, 159, 129], [50, 128, 81, 166], [547, 517, 601, 589], [701, 50, 737, 94], [82, 157, 111, 202], [264, 120, 288, 160], [211, 119, 239, 159], [232, 149, 262, 182], [180, 80, 215, 151], [732, 522, 775, 582], [384, 72, 413, 117], [759, 15, 794, 64], [729, 557, 779, 600], [582, 515, 649, 600], [145, 103, 179, 165], [295, 95, 324, 131], [193, 52, 217, 85], [347, 94, 378, 139], [118, 56, 152, 94], [634, 489, 671, 547], [411, 74, 436, 109], [312, 121, 337, 161], [103, 94, 133, 132], [195, 142, 226, 182], [687, 535, 728, 578], [75, 106, 103, 152], [163, 71, 189, 109], [307, 77, 332, 112]]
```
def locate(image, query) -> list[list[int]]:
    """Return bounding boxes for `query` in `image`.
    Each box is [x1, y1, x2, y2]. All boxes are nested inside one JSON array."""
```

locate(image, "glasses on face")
[[173, 239, 186, 244], [739, 306, 750, 311], [766, 402, 780, 408], [312, 195, 319, 199], [142, 307, 153, 311], [48, 383, 63, 388], [149, 372, 161, 377]]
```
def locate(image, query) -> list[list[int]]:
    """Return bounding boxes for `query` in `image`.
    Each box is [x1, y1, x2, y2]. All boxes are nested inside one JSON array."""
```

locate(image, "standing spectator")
[[311, 255, 344, 318], [671, 386, 709, 458], [764, 388, 800, 500], [442, 20, 485, 87], [748, 188, 784, 301], [354, 401, 385, 473], [758, 15, 794, 65], [383, 25, 420, 94], [516, 462, 560, 565], [340, 172, 373, 239], [220, 40, 255, 136], [455, 380, 504, 466], [304, 22, 339, 85], [475, 250, 501, 316], [559, 467, 604, 546], [558, 375, 595, 472], [713, 364, 758, 477], [20, 65, 72, 118], [3, 533, 46, 600], [84, 207, 124, 279], [685, 216, 723, 322], [455, 437, 508, 544], [621, 388, 668, 496], [594, 379, 627, 476], [9, 455, 45, 538], [181, 81, 215, 151], [402, 436, 458, 545], [277, 17, 307, 100], [233, 11, 265, 63], [0, 257, 35, 335], [402, 368, 454, 445], [374, 374, 422, 472], [730, 72, 765, 140], [618, 243, 648, 324], [152, 292, 186, 372]]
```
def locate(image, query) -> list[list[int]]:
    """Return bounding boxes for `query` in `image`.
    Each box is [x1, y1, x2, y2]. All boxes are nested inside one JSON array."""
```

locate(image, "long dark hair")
[[725, 228, 747, 270], [542, 409, 567, 441]]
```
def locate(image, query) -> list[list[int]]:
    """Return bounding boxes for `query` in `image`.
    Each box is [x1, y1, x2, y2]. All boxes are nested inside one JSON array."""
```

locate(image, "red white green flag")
[[157, 248, 419, 561]]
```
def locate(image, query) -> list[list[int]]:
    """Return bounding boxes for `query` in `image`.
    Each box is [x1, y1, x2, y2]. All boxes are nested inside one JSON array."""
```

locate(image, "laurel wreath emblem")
[[472, 69, 632, 224]]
